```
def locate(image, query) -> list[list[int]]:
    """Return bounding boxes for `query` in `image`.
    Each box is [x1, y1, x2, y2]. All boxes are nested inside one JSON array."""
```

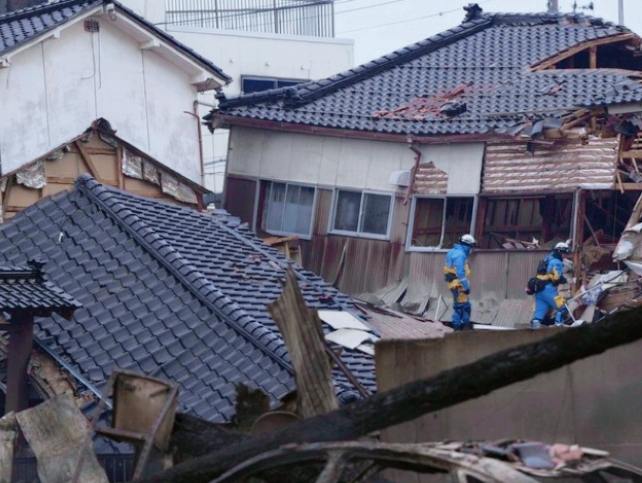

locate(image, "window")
[[241, 76, 305, 94], [260, 181, 315, 237], [409, 197, 475, 249], [480, 195, 573, 249], [331, 190, 393, 238]]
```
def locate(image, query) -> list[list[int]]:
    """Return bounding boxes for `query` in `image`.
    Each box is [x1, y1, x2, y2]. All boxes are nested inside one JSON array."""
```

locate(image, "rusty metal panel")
[[506, 251, 543, 299], [413, 162, 448, 194], [225, 176, 256, 225], [390, 196, 410, 245], [314, 188, 333, 236], [483, 138, 618, 193]]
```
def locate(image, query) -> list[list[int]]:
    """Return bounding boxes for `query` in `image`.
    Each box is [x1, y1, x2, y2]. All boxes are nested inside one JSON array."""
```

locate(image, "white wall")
[[0, 16, 201, 181], [165, 26, 354, 193], [228, 126, 484, 194]]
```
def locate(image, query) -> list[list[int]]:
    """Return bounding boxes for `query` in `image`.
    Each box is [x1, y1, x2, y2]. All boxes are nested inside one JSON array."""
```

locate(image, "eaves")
[[213, 114, 516, 145]]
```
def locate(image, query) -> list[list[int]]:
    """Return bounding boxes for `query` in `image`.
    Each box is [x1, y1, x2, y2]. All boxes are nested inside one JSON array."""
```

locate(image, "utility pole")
[[618, 0, 624, 25], [548, 0, 559, 14]]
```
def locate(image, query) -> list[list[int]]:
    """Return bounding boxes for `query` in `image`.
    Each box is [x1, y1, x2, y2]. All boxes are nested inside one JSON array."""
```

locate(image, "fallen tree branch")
[[141, 307, 642, 483]]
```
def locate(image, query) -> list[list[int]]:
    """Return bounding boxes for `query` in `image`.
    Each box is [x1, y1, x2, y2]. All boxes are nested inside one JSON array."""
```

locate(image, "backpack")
[[525, 276, 547, 295], [536, 258, 548, 275]]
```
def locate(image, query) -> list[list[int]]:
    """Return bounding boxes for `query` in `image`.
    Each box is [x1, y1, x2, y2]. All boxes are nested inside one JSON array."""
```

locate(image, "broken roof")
[[213, 7, 642, 137], [0, 0, 231, 84], [0, 175, 375, 421]]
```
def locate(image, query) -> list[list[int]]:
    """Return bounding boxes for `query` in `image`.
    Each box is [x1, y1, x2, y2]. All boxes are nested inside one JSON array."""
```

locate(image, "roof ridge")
[[74, 175, 293, 373], [0, 0, 97, 22], [218, 17, 492, 110]]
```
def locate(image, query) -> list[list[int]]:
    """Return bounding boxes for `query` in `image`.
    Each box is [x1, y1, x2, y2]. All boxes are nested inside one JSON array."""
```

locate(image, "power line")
[[337, 0, 498, 34]]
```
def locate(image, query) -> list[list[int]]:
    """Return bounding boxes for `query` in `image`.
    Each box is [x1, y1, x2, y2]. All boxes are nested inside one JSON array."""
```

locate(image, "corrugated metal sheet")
[[224, 176, 256, 224], [314, 188, 333, 236], [413, 162, 448, 194], [483, 138, 618, 193]]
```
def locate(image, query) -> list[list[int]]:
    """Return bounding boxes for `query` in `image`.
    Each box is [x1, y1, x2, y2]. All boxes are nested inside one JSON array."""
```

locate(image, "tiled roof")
[[0, 262, 81, 316], [0, 0, 231, 82], [214, 9, 642, 136], [0, 175, 375, 422]]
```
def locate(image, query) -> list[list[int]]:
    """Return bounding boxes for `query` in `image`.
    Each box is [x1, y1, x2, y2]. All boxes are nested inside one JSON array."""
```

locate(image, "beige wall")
[[227, 126, 484, 194], [376, 329, 642, 480]]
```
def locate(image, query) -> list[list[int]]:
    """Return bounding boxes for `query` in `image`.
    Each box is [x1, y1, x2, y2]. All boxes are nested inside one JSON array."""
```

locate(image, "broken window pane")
[[262, 181, 315, 236], [481, 195, 572, 249], [410, 197, 474, 248], [360, 193, 391, 236]]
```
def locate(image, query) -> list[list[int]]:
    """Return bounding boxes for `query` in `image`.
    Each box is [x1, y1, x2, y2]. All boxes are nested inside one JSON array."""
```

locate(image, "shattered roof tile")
[[0, 175, 375, 422], [215, 10, 642, 136]]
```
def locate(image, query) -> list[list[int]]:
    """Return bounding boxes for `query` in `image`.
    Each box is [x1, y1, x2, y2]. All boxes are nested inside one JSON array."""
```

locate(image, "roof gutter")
[[213, 114, 516, 145]]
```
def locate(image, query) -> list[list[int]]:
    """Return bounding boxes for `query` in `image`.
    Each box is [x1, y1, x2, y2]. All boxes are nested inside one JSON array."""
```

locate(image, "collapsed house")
[[0, 175, 445, 472], [0, 118, 210, 221], [210, 5, 642, 326]]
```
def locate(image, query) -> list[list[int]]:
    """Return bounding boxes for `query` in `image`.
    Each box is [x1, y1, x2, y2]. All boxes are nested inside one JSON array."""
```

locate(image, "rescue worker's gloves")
[[463, 289, 470, 295], [558, 275, 568, 285]]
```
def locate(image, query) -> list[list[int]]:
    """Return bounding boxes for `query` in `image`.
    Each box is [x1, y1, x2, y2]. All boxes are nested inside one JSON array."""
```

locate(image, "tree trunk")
[[142, 307, 642, 483]]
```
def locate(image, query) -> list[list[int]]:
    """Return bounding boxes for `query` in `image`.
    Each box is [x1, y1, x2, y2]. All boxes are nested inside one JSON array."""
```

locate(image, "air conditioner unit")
[[389, 170, 411, 187]]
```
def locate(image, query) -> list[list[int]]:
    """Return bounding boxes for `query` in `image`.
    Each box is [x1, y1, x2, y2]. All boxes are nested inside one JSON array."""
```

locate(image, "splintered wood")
[[268, 268, 339, 418], [15, 394, 108, 483], [0, 412, 16, 483]]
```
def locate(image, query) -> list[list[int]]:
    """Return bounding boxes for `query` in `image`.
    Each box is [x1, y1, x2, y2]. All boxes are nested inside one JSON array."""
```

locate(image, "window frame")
[[241, 75, 307, 95], [406, 194, 478, 252], [329, 188, 395, 240], [478, 192, 576, 251], [255, 179, 318, 240]]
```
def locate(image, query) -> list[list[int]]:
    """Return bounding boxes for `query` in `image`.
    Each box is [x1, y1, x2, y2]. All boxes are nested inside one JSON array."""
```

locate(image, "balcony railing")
[[165, 0, 335, 37]]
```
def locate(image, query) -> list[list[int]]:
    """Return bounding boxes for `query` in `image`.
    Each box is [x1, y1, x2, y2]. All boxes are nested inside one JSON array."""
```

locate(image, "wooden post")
[[589, 46, 597, 68], [5, 314, 34, 414], [573, 190, 586, 295]]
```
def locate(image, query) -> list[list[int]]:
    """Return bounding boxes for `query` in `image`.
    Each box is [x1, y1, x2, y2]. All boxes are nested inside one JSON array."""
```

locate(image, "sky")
[[334, 0, 642, 64]]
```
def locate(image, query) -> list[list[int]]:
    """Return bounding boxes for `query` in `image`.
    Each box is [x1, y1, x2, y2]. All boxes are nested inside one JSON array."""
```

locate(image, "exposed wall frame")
[[328, 187, 395, 241], [475, 192, 575, 250], [405, 194, 478, 252]]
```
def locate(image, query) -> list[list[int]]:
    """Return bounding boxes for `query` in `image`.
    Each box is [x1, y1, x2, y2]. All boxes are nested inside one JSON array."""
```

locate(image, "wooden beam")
[[620, 183, 642, 190], [46, 176, 78, 185], [621, 150, 642, 159], [589, 45, 597, 69], [85, 147, 116, 155], [74, 141, 101, 180], [531, 33, 635, 71], [116, 146, 125, 189], [268, 269, 338, 418]]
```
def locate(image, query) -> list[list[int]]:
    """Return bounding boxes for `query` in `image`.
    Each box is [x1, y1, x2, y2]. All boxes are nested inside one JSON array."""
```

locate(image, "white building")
[[0, 0, 231, 183], [119, 0, 354, 192]]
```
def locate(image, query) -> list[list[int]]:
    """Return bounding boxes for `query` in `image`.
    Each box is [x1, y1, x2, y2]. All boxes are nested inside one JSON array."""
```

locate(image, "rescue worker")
[[444, 234, 476, 331], [531, 242, 571, 329]]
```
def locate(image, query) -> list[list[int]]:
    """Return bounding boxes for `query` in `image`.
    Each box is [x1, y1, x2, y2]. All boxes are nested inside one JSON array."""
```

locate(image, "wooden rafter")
[[530, 33, 637, 71], [74, 141, 101, 181]]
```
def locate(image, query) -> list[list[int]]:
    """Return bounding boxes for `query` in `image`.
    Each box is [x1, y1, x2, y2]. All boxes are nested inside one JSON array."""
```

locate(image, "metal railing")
[[12, 455, 134, 483], [165, 0, 335, 37]]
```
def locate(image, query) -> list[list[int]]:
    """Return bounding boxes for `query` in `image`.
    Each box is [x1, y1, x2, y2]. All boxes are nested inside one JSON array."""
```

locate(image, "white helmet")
[[554, 242, 571, 253], [459, 234, 477, 247]]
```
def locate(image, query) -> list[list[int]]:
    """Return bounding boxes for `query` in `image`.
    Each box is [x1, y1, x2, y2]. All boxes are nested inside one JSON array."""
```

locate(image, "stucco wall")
[[227, 126, 484, 193], [376, 330, 642, 477], [0, 17, 201, 181]]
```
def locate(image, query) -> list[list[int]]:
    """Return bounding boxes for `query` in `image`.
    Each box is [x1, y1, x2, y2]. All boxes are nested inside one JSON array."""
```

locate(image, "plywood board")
[[44, 153, 82, 179], [16, 394, 108, 483]]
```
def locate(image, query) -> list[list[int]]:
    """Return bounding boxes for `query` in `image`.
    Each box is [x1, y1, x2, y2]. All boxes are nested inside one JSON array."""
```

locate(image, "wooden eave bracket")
[[0, 57, 10, 69], [140, 38, 161, 50], [530, 33, 637, 71]]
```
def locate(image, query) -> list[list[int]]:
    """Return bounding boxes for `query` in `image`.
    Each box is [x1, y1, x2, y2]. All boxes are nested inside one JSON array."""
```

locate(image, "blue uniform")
[[444, 243, 472, 330], [532, 252, 566, 328]]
